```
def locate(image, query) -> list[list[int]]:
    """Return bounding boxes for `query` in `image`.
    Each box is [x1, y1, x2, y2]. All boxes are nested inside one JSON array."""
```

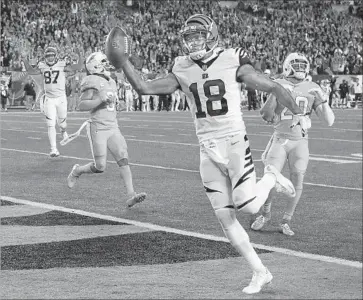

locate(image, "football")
[[105, 26, 131, 69]]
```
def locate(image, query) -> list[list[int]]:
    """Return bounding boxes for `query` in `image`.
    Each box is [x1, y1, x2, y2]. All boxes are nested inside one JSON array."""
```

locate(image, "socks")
[[48, 126, 57, 151], [119, 165, 135, 195], [74, 162, 95, 176]]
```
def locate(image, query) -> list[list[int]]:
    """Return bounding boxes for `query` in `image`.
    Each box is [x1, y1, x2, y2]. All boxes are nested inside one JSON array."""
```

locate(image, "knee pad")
[[58, 118, 67, 130], [46, 117, 56, 127], [290, 171, 305, 190], [215, 208, 249, 247], [91, 161, 106, 173], [117, 158, 129, 167], [232, 188, 260, 215]]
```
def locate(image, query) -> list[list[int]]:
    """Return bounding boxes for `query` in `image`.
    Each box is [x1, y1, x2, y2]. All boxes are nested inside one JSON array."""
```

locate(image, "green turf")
[[1, 110, 362, 263]]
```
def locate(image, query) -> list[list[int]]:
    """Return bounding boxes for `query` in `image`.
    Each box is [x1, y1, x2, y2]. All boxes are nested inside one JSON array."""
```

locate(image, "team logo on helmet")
[[85, 52, 111, 77], [180, 14, 219, 61]]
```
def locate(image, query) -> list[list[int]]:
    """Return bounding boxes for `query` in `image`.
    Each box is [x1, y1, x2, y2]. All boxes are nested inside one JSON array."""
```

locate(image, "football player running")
[[22, 46, 84, 157], [106, 15, 309, 294], [66, 52, 146, 208], [252, 53, 335, 236]]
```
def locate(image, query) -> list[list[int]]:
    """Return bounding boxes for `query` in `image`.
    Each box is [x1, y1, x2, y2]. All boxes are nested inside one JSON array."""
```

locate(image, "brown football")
[[105, 26, 131, 69]]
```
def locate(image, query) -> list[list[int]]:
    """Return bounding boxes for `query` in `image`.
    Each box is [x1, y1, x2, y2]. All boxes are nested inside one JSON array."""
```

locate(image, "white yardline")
[[27, 137, 42, 140], [1, 195, 361, 269], [2, 118, 362, 134], [2, 128, 363, 161], [1, 147, 362, 191], [2, 127, 362, 144]]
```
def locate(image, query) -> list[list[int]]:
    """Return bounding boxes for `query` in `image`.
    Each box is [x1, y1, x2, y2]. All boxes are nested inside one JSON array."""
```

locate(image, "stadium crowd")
[[1, 0, 362, 75], [0, 0, 362, 111]]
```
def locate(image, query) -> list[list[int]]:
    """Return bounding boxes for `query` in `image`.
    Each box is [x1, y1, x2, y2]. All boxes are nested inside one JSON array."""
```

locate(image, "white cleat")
[[60, 131, 69, 145], [50, 149, 60, 157], [279, 223, 295, 236], [264, 165, 296, 198], [243, 268, 273, 294], [126, 192, 147, 208], [251, 214, 271, 231], [67, 164, 80, 189]]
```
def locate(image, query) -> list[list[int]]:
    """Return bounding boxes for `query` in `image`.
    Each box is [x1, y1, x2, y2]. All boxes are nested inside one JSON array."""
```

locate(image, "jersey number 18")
[[189, 79, 229, 119]]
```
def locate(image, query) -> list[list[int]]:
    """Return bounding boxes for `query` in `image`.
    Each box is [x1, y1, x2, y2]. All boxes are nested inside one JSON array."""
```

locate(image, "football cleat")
[[126, 192, 147, 208], [251, 214, 271, 231], [60, 131, 69, 145], [50, 149, 60, 157], [243, 267, 273, 294], [264, 165, 296, 198], [279, 222, 295, 236], [67, 164, 80, 189]]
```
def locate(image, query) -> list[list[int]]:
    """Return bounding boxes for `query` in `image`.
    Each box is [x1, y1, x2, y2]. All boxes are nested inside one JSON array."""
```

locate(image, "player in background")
[[123, 78, 133, 111], [106, 15, 310, 294], [66, 52, 146, 208], [22, 46, 84, 157], [170, 89, 181, 111], [251, 53, 335, 236]]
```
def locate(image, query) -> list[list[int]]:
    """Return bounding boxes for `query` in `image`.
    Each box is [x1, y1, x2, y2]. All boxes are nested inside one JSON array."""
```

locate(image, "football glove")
[[290, 114, 311, 136]]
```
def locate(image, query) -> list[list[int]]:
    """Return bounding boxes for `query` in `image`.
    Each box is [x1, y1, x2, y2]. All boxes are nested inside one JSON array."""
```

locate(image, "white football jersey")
[[171, 47, 251, 142], [38, 60, 67, 98], [124, 82, 132, 94]]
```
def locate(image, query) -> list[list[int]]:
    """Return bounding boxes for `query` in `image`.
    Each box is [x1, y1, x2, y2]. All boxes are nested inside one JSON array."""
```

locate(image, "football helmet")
[[180, 14, 219, 60], [44, 46, 58, 66], [85, 52, 111, 77], [283, 53, 310, 80]]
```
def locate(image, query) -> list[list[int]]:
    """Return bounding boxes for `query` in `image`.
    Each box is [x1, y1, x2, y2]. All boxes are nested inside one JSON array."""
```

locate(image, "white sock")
[[224, 220, 265, 273], [48, 126, 57, 150]]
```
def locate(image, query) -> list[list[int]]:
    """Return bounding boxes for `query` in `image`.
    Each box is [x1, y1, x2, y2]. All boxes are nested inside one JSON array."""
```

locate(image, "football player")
[[66, 52, 146, 208], [22, 46, 84, 157], [252, 53, 335, 236], [107, 15, 309, 294], [123, 78, 133, 112]]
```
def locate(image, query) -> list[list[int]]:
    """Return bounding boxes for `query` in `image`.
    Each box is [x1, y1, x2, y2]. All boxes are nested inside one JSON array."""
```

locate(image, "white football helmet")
[[283, 53, 310, 80], [180, 14, 219, 61], [85, 52, 111, 77]]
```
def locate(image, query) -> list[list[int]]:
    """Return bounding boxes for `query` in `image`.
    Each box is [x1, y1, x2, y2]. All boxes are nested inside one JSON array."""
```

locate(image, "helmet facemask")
[[45, 51, 57, 65], [284, 54, 310, 80], [181, 15, 218, 61]]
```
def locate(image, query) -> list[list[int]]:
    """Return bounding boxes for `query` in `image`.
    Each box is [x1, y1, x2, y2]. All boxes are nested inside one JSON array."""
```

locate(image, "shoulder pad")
[[38, 62, 46, 69], [56, 60, 67, 68], [231, 47, 251, 66], [81, 75, 100, 92]]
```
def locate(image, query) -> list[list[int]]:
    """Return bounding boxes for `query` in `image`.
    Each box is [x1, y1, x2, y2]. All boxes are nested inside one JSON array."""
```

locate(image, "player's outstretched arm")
[[120, 60, 180, 95], [78, 89, 103, 111], [236, 64, 303, 115], [260, 94, 279, 123], [22, 58, 41, 75], [310, 89, 335, 126]]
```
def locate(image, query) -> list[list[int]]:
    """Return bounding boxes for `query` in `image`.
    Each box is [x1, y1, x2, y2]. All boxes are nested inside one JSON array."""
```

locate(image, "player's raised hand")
[[290, 114, 311, 136], [308, 88, 325, 102], [105, 26, 132, 69]]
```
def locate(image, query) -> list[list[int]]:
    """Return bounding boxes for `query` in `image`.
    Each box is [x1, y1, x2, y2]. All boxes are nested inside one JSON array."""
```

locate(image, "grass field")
[[0, 109, 362, 299]]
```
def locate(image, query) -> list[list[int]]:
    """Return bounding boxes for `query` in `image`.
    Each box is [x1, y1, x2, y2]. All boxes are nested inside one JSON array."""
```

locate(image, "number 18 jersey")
[[171, 47, 250, 142], [38, 60, 67, 98]]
